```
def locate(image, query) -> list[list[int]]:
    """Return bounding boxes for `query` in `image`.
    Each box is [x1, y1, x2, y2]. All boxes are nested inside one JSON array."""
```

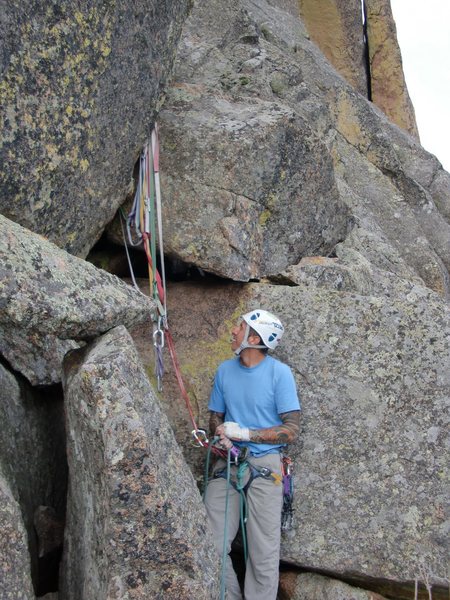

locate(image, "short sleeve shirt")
[[208, 355, 300, 456]]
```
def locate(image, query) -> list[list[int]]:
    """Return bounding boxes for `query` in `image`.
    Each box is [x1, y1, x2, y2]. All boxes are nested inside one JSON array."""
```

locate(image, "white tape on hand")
[[223, 421, 250, 442]]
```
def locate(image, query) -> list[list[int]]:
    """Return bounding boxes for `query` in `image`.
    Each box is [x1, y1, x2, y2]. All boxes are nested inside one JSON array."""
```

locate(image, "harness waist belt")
[[213, 460, 282, 495]]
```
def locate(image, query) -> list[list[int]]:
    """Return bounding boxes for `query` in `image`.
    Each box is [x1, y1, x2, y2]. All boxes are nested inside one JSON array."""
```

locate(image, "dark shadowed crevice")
[[277, 561, 449, 600], [361, 0, 372, 101], [0, 358, 67, 596], [87, 232, 227, 283]]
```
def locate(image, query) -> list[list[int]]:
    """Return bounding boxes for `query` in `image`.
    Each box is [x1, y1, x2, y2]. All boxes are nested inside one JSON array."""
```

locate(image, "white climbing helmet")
[[234, 309, 284, 355]]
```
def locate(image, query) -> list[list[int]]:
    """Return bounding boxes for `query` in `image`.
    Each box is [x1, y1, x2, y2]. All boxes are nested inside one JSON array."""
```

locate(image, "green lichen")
[[259, 208, 271, 226], [258, 193, 278, 226], [270, 73, 287, 95], [260, 24, 272, 40], [180, 303, 246, 389], [186, 242, 201, 260]]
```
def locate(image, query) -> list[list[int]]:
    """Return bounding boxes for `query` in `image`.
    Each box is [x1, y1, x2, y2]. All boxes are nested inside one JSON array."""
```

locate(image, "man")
[[204, 309, 301, 600]]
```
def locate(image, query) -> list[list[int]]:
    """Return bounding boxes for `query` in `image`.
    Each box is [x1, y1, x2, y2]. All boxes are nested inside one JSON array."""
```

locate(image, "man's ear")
[[248, 333, 262, 346]]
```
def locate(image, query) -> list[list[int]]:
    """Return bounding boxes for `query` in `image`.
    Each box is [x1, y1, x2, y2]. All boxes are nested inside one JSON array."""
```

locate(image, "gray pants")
[[204, 453, 283, 600]]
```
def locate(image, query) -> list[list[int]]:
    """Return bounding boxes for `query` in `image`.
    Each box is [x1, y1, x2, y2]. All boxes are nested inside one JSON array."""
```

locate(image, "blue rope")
[[203, 439, 214, 500], [220, 449, 232, 600], [236, 462, 249, 564], [203, 442, 250, 595]]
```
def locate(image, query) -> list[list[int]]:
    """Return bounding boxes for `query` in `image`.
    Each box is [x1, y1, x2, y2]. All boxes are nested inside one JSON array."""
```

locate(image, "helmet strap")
[[234, 324, 267, 355]]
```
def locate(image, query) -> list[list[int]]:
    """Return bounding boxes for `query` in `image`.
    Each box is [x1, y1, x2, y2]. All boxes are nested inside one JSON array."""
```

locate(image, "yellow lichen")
[[74, 11, 85, 26], [332, 91, 367, 152], [181, 303, 246, 391], [0, 1, 120, 195], [259, 209, 271, 226], [100, 42, 111, 58]]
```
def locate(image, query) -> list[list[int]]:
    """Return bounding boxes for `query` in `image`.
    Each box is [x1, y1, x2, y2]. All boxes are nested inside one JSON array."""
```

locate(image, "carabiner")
[[153, 327, 165, 349], [192, 429, 209, 447]]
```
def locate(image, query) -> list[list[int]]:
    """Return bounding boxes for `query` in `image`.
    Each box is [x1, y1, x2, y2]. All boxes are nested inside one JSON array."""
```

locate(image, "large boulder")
[[60, 325, 219, 599], [146, 0, 449, 293], [129, 279, 449, 598], [0, 467, 35, 600], [0, 363, 66, 592], [154, 0, 351, 281], [0, 0, 191, 257], [160, 97, 350, 281], [0, 214, 155, 385]]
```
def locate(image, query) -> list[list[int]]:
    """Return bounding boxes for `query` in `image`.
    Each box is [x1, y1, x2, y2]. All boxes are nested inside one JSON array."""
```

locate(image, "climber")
[[204, 309, 301, 600]]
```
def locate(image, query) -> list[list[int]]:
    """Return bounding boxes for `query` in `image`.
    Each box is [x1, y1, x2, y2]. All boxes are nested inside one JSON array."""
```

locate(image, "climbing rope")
[[221, 448, 233, 600], [122, 124, 236, 461], [124, 130, 166, 391]]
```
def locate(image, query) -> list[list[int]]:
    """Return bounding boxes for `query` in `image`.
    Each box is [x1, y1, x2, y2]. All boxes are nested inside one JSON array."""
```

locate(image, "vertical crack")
[[362, 0, 372, 101]]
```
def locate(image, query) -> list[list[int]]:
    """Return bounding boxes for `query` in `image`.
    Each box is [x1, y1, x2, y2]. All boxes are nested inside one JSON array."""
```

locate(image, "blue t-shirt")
[[208, 355, 300, 456]]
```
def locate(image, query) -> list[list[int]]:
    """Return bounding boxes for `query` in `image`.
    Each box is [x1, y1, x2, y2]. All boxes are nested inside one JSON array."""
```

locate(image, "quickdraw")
[[123, 125, 166, 391]]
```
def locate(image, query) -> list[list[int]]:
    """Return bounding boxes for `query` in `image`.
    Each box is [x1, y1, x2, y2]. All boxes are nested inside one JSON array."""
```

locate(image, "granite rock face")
[[61, 325, 219, 600], [153, 0, 449, 292], [0, 467, 35, 600], [161, 99, 349, 281], [365, 0, 420, 138], [0, 363, 66, 591], [257, 284, 448, 596], [133, 279, 449, 598], [0, 0, 191, 257], [298, 0, 368, 96], [279, 572, 389, 600], [0, 214, 155, 385], [298, 0, 419, 138]]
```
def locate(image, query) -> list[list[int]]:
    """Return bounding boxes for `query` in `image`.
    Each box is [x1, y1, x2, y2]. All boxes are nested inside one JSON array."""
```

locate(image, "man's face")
[[231, 318, 247, 352]]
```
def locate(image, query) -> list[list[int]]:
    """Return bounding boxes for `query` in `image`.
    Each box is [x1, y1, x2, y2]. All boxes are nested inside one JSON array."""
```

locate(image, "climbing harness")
[[206, 451, 295, 529]]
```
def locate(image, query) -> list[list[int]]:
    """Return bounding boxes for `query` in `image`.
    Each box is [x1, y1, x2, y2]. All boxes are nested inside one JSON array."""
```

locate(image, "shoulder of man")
[[216, 356, 238, 373], [268, 354, 291, 370]]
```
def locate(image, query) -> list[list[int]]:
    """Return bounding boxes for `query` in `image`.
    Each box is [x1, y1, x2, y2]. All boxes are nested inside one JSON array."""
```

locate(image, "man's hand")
[[209, 412, 233, 449], [221, 422, 250, 442], [213, 424, 233, 449]]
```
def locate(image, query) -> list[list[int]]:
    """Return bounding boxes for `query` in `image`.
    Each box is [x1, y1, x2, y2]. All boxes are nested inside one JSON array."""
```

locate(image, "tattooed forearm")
[[249, 411, 300, 444], [209, 411, 225, 436]]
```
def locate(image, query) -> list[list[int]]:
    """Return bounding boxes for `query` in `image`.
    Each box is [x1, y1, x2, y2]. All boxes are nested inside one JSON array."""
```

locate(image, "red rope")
[[142, 233, 165, 301], [165, 328, 199, 432], [134, 136, 220, 451]]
